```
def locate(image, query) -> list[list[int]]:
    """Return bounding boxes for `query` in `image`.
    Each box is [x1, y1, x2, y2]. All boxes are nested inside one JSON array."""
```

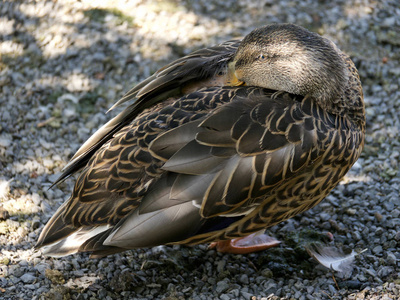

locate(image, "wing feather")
[[38, 87, 333, 254], [53, 40, 240, 186], [148, 90, 328, 219]]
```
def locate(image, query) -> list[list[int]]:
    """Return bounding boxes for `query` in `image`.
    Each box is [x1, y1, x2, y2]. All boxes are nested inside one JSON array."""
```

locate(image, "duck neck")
[[316, 53, 365, 129]]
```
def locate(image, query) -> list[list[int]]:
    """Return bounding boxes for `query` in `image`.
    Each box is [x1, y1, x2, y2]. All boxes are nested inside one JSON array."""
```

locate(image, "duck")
[[36, 23, 365, 258]]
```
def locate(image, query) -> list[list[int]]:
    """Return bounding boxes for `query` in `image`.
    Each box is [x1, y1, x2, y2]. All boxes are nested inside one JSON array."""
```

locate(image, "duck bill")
[[227, 62, 245, 86]]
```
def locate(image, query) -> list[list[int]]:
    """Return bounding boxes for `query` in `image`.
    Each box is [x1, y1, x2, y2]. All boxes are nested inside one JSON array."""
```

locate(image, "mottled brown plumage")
[[36, 24, 365, 257]]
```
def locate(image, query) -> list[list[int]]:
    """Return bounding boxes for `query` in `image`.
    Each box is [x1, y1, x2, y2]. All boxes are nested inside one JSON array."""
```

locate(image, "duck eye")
[[258, 54, 267, 61]]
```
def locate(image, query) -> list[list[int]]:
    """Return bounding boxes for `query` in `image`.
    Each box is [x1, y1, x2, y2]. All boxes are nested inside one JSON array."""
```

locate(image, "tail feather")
[[37, 225, 111, 257], [35, 201, 75, 249], [36, 200, 114, 257], [80, 228, 126, 258]]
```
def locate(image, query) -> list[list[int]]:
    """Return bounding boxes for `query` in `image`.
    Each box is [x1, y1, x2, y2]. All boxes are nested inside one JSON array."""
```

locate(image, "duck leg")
[[209, 231, 281, 254]]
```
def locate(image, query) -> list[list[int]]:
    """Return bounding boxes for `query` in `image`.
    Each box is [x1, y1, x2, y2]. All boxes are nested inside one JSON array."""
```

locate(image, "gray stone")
[[216, 280, 230, 294], [387, 252, 397, 265], [372, 245, 383, 255], [239, 274, 249, 285], [240, 291, 253, 300], [20, 273, 36, 284], [34, 263, 50, 275], [377, 266, 394, 278], [219, 294, 230, 300]]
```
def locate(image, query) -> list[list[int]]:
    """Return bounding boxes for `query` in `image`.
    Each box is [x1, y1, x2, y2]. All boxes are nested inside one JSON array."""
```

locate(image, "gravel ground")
[[1, 0, 400, 299]]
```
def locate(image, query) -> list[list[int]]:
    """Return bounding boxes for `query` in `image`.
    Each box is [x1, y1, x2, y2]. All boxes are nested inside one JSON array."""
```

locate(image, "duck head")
[[233, 24, 348, 106]]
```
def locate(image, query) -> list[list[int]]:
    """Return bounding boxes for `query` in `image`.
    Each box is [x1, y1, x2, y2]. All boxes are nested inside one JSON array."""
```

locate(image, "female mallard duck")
[[36, 24, 365, 257]]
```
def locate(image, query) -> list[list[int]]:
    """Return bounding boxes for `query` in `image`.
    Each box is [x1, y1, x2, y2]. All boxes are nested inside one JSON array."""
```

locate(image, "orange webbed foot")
[[209, 231, 281, 254]]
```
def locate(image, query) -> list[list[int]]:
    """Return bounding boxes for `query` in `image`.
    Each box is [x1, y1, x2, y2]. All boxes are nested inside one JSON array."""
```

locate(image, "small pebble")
[[386, 252, 397, 265], [216, 280, 230, 293], [20, 273, 36, 284], [240, 291, 253, 300], [220, 294, 230, 300], [239, 274, 249, 285], [372, 245, 383, 255]]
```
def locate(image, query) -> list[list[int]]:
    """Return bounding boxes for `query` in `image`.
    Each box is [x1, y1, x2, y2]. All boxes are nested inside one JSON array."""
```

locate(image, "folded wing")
[[37, 87, 332, 256]]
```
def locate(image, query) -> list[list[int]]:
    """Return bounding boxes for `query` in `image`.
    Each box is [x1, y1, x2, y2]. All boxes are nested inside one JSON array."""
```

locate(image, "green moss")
[[25, 50, 46, 67], [147, 0, 184, 13], [83, 8, 108, 23], [84, 8, 135, 26], [45, 269, 65, 285], [261, 268, 273, 278], [41, 286, 70, 300], [79, 91, 100, 114], [1, 50, 45, 69], [0, 54, 16, 66], [47, 91, 64, 103], [1, 257, 10, 265], [217, 270, 231, 280], [108, 8, 135, 26]]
